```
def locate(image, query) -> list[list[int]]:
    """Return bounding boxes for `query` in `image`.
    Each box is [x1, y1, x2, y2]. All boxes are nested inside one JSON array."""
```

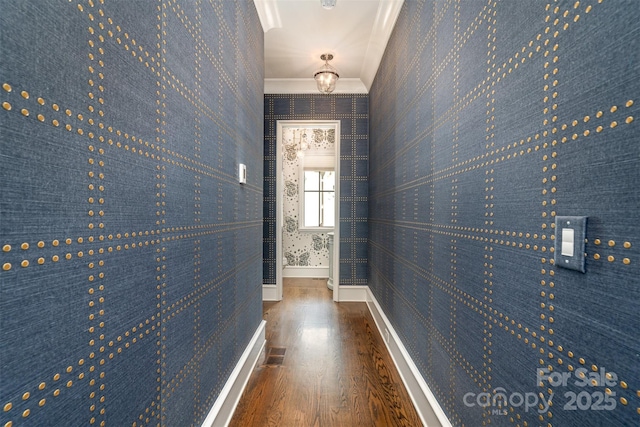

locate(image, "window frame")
[[298, 153, 335, 232]]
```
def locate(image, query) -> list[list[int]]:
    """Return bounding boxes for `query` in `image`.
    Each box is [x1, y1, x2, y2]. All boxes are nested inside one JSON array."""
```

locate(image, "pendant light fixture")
[[320, 0, 337, 9], [314, 53, 339, 94]]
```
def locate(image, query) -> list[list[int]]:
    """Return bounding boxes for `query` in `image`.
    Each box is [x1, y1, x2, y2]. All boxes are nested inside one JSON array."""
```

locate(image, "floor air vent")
[[263, 347, 286, 366]]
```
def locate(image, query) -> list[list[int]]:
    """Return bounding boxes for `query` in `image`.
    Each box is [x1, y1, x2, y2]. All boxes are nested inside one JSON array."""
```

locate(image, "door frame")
[[273, 120, 340, 301]]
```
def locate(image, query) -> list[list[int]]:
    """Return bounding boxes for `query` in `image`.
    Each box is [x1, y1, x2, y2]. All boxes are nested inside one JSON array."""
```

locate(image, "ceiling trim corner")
[[253, 0, 282, 33], [360, 0, 404, 90]]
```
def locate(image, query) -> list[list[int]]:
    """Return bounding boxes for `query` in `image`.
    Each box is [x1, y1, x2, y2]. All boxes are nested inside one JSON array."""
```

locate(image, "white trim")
[[275, 124, 284, 301], [253, 0, 282, 33], [360, 0, 404, 90], [201, 320, 266, 427], [283, 266, 329, 278], [336, 285, 368, 302], [274, 121, 341, 303], [366, 288, 452, 427], [330, 121, 340, 302], [264, 78, 368, 94], [262, 284, 278, 301]]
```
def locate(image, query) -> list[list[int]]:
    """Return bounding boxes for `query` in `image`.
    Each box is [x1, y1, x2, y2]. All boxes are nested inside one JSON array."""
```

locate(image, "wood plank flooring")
[[229, 278, 423, 427]]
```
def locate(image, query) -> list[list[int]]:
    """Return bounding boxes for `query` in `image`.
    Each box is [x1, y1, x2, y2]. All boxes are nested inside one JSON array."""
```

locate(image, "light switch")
[[561, 228, 574, 256], [554, 216, 587, 273], [238, 163, 247, 184]]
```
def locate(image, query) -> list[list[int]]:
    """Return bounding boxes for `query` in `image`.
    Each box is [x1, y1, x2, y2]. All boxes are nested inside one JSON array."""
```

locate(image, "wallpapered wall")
[[369, 1, 639, 426], [0, 1, 263, 426], [264, 94, 369, 286], [281, 127, 335, 268]]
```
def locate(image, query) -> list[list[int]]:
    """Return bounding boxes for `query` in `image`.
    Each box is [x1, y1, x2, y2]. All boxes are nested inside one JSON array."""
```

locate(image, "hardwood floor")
[[229, 278, 423, 426]]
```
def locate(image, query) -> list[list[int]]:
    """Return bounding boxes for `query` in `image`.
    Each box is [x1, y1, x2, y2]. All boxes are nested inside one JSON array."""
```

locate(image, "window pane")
[[304, 192, 320, 227], [322, 191, 335, 227], [320, 171, 335, 191], [304, 171, 320, 191]]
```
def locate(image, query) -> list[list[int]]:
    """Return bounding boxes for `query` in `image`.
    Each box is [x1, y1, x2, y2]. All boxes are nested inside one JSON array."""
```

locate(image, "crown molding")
[[360, 0, 404, 90], [253, 0, 282, 33], [264, 78, 368, 94]]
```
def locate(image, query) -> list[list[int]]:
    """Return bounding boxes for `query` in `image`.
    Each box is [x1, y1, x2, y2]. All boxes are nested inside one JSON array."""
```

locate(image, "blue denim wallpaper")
[[263, 94, 369, 286], [0, 1, 263, 426], [369, 1, 639, 426]]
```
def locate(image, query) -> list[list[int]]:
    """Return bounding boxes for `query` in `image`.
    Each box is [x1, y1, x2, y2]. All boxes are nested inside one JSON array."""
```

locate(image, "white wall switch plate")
[[238, 163, 247, 184], [554, 216, 587, 273]]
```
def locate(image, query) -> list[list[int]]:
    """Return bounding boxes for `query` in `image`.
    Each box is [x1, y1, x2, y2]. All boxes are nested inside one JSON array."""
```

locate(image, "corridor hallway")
[[230, 278, 422, 426]]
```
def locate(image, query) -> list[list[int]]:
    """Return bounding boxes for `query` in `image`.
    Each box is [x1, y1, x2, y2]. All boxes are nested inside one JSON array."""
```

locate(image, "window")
[[301, 170, 335, 228]]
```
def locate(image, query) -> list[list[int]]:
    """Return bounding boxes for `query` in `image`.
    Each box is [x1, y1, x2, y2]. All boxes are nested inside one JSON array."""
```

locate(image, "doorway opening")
[[267, 120, 340, 301]]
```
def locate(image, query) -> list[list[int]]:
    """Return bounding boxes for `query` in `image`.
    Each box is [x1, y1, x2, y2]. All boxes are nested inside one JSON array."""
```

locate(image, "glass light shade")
[[314, 63, 339, 94]]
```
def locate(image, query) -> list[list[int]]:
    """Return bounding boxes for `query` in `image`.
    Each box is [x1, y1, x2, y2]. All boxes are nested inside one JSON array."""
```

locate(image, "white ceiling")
[[254, 0, 404, 94]]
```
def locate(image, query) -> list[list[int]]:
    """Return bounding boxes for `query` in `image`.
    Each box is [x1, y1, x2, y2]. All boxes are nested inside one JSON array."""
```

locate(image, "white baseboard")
[[366, 288, 452, 427], [262, 284, 278, 301], [283, 266, 329, 278], [337, 285, 368, 302], [201, 320, 266, 427]]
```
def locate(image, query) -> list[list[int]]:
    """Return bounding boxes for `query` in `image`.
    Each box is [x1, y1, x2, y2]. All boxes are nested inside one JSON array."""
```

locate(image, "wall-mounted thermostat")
[[238, 163, 247, 184]]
